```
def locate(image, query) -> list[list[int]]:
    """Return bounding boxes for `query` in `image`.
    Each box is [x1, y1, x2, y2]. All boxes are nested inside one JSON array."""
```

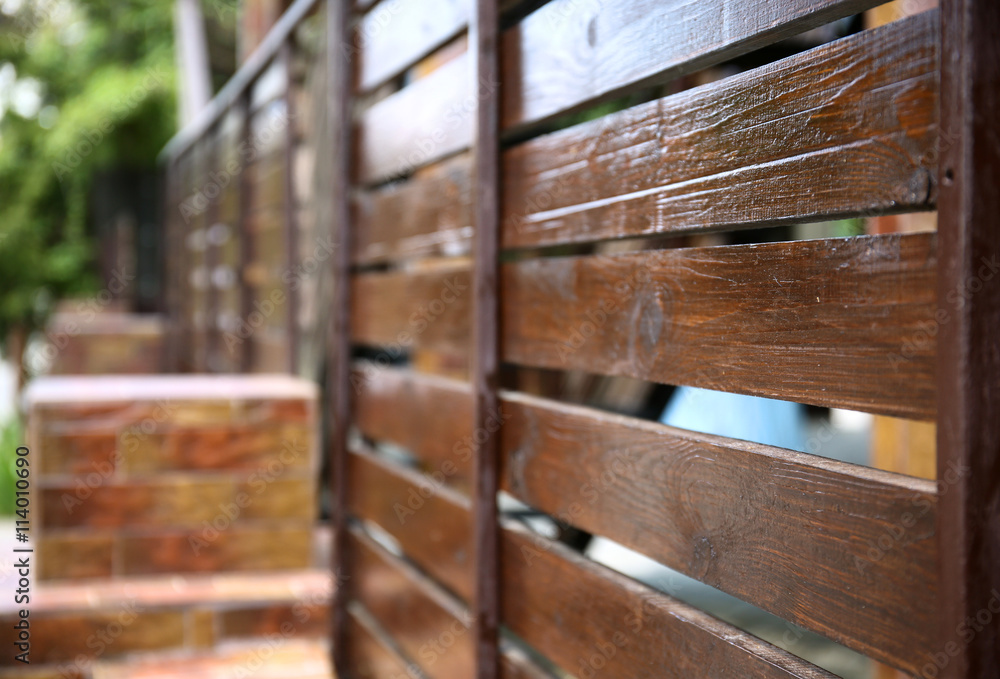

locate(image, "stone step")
[[92, 640, 333, 679], [24, 374, 320, 582], [0, 569, 331, 673]]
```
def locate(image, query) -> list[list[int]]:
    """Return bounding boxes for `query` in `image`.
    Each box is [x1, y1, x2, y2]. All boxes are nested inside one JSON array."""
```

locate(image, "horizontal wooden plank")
[[500, 392, 938, 674], [502, 0, 885, 130], [354, 153, 473, 264], [348, 447, 474, 601], [345, 603, 422, 679], [350, 526, 474, 679], [351, 264, 472, 359], [502, 232, 937, 419], [503, 10, 939, 248], [353, 363, 474, 482], [359, 52, 472, 184], [358, 0, 470, 91], [500, 643, 558, 679], [501, 520, 836, 678]]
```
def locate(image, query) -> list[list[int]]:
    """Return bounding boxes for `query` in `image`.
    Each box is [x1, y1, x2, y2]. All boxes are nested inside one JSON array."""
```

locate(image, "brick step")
[[0, 569, 331, 673], [92, 639, 333, 679], [26, 374, 319, 582]]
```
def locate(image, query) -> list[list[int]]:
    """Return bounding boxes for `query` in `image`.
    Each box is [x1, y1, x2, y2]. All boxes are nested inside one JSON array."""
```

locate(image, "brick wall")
[[26, 375, 319, 581]]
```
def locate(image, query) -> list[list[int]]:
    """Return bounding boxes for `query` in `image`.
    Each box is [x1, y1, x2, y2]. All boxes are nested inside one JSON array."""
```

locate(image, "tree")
[[0, 0, 177, 381]]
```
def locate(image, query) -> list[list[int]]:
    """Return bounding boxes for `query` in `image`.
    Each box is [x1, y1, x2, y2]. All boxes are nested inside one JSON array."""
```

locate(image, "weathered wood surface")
[[351, 526, 475, 679], [345, 603, 422, 679], [500, 392, 938, 673], [354, 153, 473, 264], [353, 363, 474, 481], [358, 0, 470, 91], [351, 264, 472, 359], [501, 0, 886, 130], [348, 447, 474, 602], [503, 10, 939, 248], [501, 520, 837, 678], [502, 232, 938, 419], [359, 52, 472, 184], [935, 0, 1000, 676]]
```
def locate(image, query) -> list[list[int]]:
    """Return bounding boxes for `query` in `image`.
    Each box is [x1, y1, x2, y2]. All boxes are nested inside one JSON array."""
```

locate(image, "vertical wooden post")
[[237, 88, 256, 373], [205, 123, 221, 372], [161, 154, 180, 372], [283, 39, 301, 375], [937, 0, 1000, 677], [328, 0, 354, 675], [472, 0, 501, 676]]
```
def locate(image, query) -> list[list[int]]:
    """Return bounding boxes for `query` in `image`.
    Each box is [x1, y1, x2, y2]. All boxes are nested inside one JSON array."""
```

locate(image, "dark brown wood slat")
[[351, 264, 472, 359], [348, 447, 474, 602], [351, 526, 475, 679], [501, 0, 887, 131], [503, 10, 939, 249], [499, 644, 557, 679], [501, 520, 837, 679], [345, 603, 422, 679], [354, 153, 473, 264], [353, 363, 474, 482], [500, 392, 938, 674], [359, 52, 473, 184], [502, 232, 937, 419], [358, 0, 471, 91]]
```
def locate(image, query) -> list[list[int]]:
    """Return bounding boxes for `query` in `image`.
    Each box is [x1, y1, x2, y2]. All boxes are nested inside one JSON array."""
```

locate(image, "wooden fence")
[[161, 0, 1000, 677]]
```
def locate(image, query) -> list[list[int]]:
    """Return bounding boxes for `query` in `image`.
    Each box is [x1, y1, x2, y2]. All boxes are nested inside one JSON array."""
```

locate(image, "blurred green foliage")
[[0, 0, 177, 348], [0, 417, 20, 515]]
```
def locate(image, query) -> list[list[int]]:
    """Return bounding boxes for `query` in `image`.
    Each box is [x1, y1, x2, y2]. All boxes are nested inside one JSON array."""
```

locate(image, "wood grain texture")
[[351, 263, 472, 359], [501, 0, 885, 130], [502, 232, 938, 419], [936, 0, 1000, 677], [345, 603, 422, 679], [359, 52, 472, 184], [358, 0, 470, 91], [353, 362, 474, 482], [501, 520, 837, 679], [503, 10, 939, 249], [500, 392, 938, 673], [354, 153, 473, 264], [350, 526, 475, 679], [348, 447, 474, 602]]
